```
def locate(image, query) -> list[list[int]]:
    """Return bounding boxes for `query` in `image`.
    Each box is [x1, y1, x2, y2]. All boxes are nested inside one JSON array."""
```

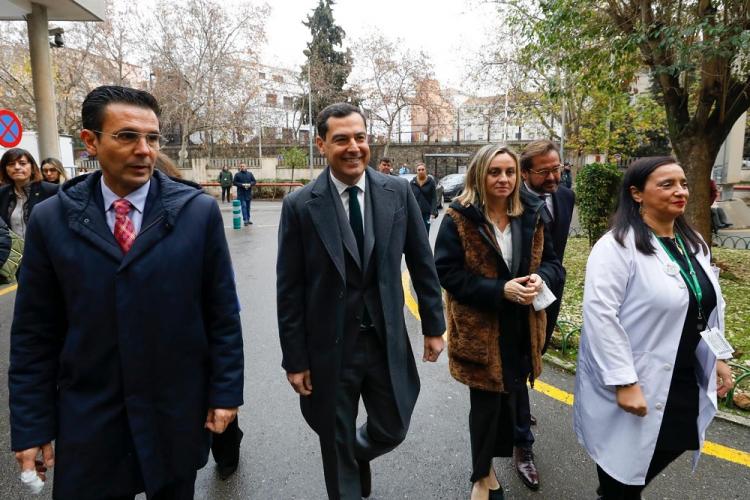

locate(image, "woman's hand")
[[616, 384, 648, 417], [503, 276, 538, 305], [716, 360, 734, 398], [526, 273, 544, 293]]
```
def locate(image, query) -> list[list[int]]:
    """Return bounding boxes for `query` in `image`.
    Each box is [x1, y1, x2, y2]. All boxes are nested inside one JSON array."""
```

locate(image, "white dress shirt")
[[329, 171, 366, 230], [101, 177, 150, 235], [492, 222, 513, 271]]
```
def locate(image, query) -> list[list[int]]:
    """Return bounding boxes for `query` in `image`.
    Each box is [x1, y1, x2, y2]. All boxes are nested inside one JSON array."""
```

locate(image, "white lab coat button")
[[663, 364, 671, 371], [678, 283, 686, 289], [655, 403, 664, 410]]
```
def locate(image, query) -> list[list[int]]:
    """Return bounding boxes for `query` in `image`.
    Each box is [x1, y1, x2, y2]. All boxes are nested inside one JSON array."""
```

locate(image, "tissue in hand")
[[20, 469, 44, 494]]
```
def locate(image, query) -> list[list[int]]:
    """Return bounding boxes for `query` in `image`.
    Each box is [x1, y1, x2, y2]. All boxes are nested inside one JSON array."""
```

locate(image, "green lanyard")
[[656, 233, 704, 320]]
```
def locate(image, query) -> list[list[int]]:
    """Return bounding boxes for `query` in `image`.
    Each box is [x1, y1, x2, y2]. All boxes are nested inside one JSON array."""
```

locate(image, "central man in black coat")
[[277, 103, 446, 499]]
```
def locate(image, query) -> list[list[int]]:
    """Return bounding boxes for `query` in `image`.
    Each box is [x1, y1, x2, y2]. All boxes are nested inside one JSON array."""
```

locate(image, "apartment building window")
[[283, 96, 294, 109], [259, 72, 266, 79], [273, 74, 284, 83], [266, 93, 277, 106]]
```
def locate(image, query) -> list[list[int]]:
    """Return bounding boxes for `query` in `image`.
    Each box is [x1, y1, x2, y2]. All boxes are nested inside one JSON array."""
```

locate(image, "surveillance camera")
[[53, 33, 64, 47]]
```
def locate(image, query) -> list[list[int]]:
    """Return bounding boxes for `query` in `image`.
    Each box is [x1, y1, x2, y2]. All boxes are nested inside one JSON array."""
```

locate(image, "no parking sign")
[[0, 109, 23, 148]]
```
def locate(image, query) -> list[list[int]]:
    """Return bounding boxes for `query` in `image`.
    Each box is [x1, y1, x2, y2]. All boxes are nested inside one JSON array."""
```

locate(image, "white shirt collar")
[[101, 176, 150, 214], [329, 170, 367, 195]]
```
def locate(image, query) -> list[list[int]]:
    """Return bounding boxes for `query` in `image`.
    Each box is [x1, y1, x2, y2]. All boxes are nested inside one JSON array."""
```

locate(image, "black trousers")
[[324, 330, 408, 500], [596, 450, 683, 499], [469, 388, 517, 483], [512, 385, 534, 448], [106, 470, 197, 500], [221, 186, 232, 202]]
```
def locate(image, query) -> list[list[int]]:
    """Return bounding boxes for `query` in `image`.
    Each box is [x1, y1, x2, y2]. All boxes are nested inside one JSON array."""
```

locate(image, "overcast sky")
[[262, 0, 499, 88]]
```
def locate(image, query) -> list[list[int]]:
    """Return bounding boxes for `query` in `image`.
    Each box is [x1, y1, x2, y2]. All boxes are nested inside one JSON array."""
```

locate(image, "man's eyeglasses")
[[93, 130, 163, 148], [528, 165, 563, 176]]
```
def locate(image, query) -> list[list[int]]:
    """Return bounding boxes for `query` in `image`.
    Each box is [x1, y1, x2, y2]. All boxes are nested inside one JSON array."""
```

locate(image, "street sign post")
[[0, 109, 23, 148]]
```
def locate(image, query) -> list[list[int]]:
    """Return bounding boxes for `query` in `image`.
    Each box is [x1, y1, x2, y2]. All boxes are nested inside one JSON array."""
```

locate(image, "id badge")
[[699, 327, 734, 358]]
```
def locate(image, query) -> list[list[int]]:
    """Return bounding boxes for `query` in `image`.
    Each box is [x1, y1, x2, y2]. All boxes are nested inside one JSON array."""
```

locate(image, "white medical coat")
[[573, 229, 728, 485]]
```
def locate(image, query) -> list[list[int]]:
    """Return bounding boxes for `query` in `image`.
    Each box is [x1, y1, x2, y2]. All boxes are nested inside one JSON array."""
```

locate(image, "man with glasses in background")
[[8, 85, 244, 499], [513, 139, 575, 491]]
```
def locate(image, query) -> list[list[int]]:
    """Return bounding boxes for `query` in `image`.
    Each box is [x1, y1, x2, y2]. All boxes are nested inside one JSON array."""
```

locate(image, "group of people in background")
[[4, 87, 735, 500]]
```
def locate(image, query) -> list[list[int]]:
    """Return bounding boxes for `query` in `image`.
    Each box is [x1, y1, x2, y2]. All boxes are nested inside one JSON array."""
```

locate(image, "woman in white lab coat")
[[573, 156, 734, 499]]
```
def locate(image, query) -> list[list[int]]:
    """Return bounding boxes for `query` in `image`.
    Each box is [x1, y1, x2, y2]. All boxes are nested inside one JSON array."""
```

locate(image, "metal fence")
[[713, 234, 750, 250]]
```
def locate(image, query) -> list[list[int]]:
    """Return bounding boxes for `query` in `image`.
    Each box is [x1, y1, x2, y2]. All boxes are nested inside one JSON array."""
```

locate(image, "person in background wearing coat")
[[435, 144, 562, 500], [8, 85, 244, 500], [0, 148, 59, 238], [574, 156, 734, 499], [277, 103, 445, 499], [233, 163, 257, 225], [219, 165, 234, 203], [513, 139, 575, 490], [410, 162, 438, 233], [40, 157, 68, 184]]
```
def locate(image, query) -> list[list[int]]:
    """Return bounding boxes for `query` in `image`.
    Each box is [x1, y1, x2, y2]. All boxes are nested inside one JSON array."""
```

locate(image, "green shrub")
[[575, 162, 622, 246]]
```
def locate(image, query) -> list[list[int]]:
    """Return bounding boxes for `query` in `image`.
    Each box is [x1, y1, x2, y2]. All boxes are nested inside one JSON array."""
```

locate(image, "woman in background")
[[0, 148, 58, 238], [40, 157, 67, 184]]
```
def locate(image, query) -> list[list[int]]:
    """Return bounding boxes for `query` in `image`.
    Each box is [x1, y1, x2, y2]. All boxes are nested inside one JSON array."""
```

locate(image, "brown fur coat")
[[444, 207, 547, 393]]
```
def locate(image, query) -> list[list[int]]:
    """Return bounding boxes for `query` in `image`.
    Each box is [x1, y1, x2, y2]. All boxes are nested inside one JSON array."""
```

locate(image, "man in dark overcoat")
[[277, 103, 445, 499], [8, 86, 244, 499], [513, 139, 575, 491]]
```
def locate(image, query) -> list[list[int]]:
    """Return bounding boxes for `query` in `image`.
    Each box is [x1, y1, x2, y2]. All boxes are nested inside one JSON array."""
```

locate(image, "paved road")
[[0, 200, 748, 499]]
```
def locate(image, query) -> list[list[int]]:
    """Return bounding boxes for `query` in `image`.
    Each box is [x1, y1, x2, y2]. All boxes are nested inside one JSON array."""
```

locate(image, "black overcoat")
[[276, 167, 445, 487], [8, 171, 244, 499]]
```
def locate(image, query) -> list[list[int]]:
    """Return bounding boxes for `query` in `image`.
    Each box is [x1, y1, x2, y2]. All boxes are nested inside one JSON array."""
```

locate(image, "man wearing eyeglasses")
[[511, 139, 575, 491], [8, 85, 244, 500]]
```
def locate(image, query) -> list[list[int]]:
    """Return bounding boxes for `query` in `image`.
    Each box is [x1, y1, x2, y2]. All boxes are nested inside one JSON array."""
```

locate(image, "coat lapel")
[[308, 170, 347, 281], [329, 175, 361, 270], [66, 180, 125, 263], [368, 169, 396, 268]]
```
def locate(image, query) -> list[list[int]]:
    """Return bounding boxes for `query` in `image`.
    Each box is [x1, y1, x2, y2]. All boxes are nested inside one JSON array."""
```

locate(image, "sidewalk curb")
[[542, 352, 750, 429]]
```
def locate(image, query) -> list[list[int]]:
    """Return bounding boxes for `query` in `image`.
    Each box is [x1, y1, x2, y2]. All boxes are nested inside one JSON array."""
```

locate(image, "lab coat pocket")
[[632, 351, 656, 402]]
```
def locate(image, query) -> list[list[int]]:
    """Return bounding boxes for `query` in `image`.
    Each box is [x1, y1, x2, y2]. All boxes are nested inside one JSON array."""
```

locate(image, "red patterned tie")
[[113, 199, 136, 253]]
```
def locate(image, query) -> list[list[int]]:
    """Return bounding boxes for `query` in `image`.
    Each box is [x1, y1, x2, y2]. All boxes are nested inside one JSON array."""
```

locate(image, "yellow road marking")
[[401, 271, 420, 321], [401, 270, 750, 469], [0, 284, 17, 296]]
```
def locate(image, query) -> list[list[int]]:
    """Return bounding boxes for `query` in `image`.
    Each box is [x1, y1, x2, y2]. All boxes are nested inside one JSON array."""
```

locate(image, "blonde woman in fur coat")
[[435, 144, 563, 500]]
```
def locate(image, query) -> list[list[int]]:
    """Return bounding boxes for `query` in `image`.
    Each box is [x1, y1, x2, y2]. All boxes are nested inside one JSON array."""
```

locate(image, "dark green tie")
[[346, 186, 371, 327], [346, 186, 364, 262]]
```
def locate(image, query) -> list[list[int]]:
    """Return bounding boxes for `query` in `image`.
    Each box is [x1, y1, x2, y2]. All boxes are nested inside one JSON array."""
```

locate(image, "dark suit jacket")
[[9, 171, 243, 499], [276, 166, 445, 446]]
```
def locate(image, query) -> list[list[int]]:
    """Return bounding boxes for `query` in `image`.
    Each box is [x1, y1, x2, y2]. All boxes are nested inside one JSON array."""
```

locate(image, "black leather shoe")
[[530, 414, 537, 426], [357, 459, 371, 498], [217, 461, 239, 480], [489, 484, 505, 499], [514, 446, 540, 490]]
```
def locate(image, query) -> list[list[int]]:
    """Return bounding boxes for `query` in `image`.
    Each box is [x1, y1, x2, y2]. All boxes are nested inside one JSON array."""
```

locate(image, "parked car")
[[399, 173, 444, 210], [438, 173, 466, 202]]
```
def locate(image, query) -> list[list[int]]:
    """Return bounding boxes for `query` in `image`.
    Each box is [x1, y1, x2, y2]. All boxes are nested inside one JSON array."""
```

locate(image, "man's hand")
[[616, 384, 648, 417], [205, 408, 238, 434], [717, 360, 734, 398], [423, 335, 445, 362], [287, 370, 313, 396], [15, 442, 54, 480]]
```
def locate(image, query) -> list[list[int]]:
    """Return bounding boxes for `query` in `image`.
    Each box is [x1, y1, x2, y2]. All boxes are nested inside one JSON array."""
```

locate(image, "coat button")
[[338, 291, 344, 299], [663, 364, 671, 371], [678, 283, 686, 289], [83, 218, 90, 223], [655, 403, 664, 410]]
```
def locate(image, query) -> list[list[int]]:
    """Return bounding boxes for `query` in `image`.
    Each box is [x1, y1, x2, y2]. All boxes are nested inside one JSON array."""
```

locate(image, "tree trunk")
[[671, 137, 717, 245]]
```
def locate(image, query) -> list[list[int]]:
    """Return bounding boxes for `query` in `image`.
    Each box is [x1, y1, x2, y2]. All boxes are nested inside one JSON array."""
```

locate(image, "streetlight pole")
[[308, 63, 314, 180]]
